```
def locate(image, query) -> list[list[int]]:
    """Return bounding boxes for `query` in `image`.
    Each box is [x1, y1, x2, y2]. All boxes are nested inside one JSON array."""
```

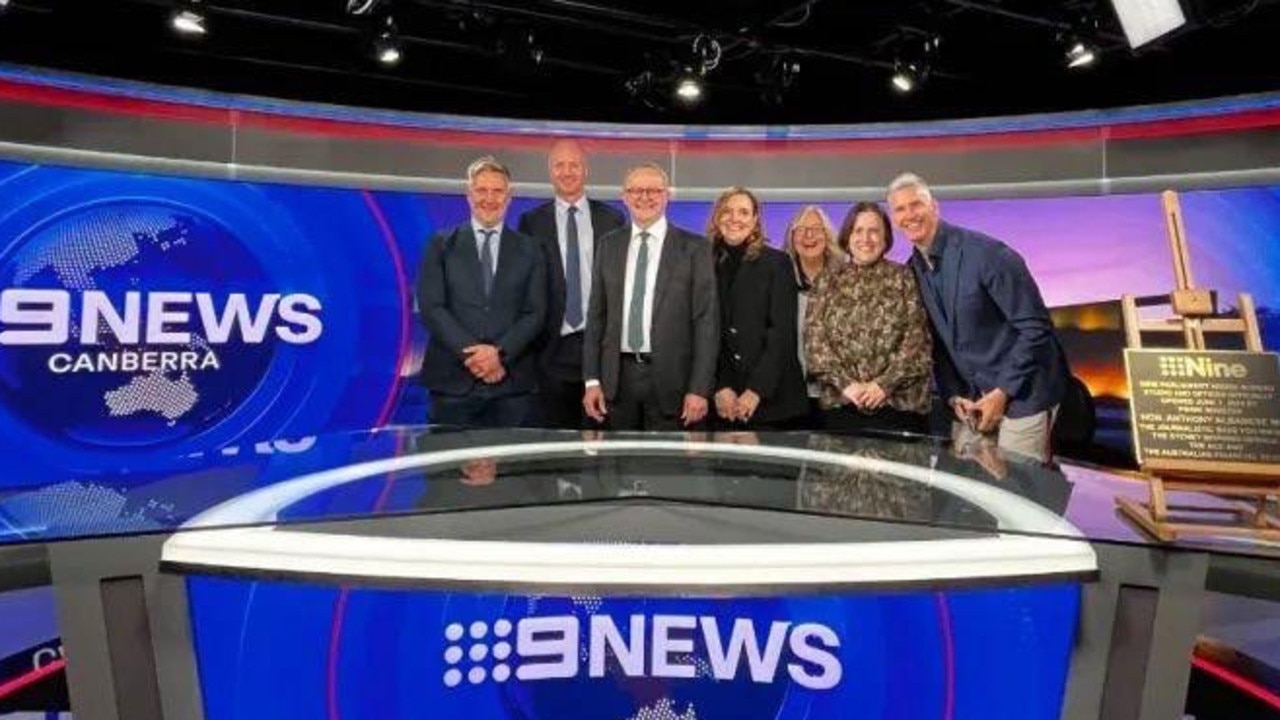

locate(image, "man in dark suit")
[[517, 139, 626, 428], [416, 156, 546, 427], [582, 163, 718, 431], [889, 172, 1064, 462]]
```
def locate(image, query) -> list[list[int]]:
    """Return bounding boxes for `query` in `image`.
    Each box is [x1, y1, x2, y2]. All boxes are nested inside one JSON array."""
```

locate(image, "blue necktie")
[[626, 231, 650, 352], [564, 206, 583, 329], [479, 229, 496, 296]]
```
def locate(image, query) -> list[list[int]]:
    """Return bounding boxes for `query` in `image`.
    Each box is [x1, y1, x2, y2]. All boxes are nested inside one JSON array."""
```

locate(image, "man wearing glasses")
[[582, 163, 718, 430]]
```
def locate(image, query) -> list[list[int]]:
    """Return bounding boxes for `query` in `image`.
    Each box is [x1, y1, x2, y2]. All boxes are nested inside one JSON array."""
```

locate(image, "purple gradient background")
[[423, 186, 1280, 314]]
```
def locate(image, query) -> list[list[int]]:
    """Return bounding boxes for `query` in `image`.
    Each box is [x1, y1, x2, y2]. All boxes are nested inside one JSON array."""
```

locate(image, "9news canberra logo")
[[441, 613, 842, 691], [0, 201, 323, 448]]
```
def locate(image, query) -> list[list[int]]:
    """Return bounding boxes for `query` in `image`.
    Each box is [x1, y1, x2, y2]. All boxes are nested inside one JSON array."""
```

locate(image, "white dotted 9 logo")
[[442, 619, 514, 687]]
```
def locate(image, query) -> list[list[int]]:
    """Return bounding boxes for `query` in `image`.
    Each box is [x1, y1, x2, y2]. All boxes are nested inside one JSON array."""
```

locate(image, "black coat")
[[714, 244, 809, 424]]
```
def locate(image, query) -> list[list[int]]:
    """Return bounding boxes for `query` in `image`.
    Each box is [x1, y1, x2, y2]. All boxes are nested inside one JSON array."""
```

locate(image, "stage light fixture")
[[692, 34, 722, 74], [524, 31, 544, 65], [170, 3, 207, 37], [674, 71, 704, 103], [346, 0, 383, 16], [1108, 0, 1186, 48], [890, 62, 919, 93], [373, 17, 403, 66], [1065, 39, 1098, 68]]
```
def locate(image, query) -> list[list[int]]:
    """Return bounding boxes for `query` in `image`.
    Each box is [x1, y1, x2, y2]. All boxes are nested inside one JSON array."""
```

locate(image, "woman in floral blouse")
[[805, 201, 932, 435]]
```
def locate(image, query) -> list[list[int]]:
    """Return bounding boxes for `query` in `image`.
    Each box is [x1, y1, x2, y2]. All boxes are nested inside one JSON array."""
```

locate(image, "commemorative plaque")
[[1125, 349, 1280, 472]]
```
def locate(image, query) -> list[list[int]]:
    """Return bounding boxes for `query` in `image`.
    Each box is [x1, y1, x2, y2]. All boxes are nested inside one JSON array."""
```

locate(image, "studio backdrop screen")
[[1, 158, 1279, 486]]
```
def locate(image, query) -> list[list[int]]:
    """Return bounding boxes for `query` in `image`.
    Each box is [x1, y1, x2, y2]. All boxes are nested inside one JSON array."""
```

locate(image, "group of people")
[[416, 140, 1066, 463]]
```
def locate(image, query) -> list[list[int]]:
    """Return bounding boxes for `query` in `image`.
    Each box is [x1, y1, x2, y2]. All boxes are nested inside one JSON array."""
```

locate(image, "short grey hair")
[[887, 172, 933, 203], [466, 155, 511, 185], [623, 162, 671, 188]]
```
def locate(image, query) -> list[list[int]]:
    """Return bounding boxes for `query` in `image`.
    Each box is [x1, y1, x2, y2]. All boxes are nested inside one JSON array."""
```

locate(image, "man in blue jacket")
[[416, 156, 546, 427], [888, 172, 1064, 462]]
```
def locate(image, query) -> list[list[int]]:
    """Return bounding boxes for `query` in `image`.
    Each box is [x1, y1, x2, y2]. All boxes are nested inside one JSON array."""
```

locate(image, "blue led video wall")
[[2, 159, 1280, 486], [187, 576, 1080, 720]]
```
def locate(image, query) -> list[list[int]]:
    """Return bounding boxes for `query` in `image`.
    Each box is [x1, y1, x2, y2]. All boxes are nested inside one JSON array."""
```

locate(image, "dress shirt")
[[471, 217, 502, 276], [556, 197, 594, 335], [913, 231, 950, 327], [620, 217, 667, 353]]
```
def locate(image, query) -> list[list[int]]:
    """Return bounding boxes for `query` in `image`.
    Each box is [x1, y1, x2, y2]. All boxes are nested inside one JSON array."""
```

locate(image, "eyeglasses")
[[624, 187, 667, 199], [792, 225, 828, 238]]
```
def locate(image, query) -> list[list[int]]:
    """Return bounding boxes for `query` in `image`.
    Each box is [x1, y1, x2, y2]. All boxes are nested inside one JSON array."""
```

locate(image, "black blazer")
[[583, 223, 719, 414], [714, 244, 809, 424], [416, 223, 546, 397], [516, 198, 626, 380]]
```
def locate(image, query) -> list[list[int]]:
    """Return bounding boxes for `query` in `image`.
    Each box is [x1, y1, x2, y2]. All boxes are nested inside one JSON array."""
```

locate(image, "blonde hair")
[[466, 155, 511, 185], [784, 205, 845, 267], [706, 187, 766, 261]]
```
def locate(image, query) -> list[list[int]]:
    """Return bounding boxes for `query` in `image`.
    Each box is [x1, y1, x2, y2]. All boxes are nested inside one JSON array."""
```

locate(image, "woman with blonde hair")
[[806, 201, 932, 435], [705, 187, 808, 428], [784, 204, 845, 425]]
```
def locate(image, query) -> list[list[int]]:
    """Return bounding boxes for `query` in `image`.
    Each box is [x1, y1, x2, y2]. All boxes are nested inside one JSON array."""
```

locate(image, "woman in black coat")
[[705, 187, 810, 429]]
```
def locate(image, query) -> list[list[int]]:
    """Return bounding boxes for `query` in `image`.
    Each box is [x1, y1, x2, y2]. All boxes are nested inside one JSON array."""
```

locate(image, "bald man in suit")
[[517, 139, 625, 428]]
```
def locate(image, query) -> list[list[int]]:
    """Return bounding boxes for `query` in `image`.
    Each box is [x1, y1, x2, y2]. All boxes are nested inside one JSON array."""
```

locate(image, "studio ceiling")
[[2, 0, 1280, 125]]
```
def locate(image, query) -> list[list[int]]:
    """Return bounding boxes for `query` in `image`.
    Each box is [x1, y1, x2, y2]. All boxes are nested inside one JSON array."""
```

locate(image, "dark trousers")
[[430, 392, 533, 429], [821, 405, 928, 437], [609, 356, 702, 432], [537, 332, 587, 430]]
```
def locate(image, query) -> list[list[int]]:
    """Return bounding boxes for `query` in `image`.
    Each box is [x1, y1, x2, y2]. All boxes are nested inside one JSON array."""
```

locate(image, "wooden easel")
[[1116, 190, 1280, 542]]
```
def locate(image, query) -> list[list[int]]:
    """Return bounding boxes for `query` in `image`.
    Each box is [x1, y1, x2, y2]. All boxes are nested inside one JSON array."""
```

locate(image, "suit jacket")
[[714, 244, 809, 423], [516, 198, 626, 380], [906, 221, 1065, 418], [583, 222, 719, 414], [416, 223, 546, 397]]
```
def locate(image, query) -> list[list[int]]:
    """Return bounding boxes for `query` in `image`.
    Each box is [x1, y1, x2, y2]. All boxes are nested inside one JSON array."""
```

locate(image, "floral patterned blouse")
[[804, 259, 932, 413]]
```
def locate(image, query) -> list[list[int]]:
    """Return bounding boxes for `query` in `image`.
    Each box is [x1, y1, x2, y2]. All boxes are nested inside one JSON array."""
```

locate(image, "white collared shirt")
[[620, 217, 667, 353], [555, 197, 594, 335], [471, 218, 502, 275]]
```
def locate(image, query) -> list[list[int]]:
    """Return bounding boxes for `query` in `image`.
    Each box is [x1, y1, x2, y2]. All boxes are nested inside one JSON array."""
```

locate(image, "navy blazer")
[[906, 221, 1064, 419], [416, 223, 546, 397]]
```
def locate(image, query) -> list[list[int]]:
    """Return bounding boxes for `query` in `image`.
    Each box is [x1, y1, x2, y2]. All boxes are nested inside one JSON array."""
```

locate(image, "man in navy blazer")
[[416, 156, 546, 427], [517, 139, 626, 428], [889, 172, 1064, 462]]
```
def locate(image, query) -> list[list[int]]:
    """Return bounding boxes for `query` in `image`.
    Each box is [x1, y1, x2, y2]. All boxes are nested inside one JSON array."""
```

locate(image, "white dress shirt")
[[620, 217, 667, 353], [555, 197, 594, 335]]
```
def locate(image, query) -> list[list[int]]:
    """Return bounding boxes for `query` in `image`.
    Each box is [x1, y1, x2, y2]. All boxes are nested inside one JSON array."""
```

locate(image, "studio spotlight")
[[0, 0, 11, 12], [890, 62, 919, 93], [524, 30, 544, 65], [1065, 39, 1098, 68], [674, 71, 703, 103], [170, 3, 207, 37], [373, 16, 403, 66], [692, 33, 722, 74], [346, 0, 383, 16], [1108, 0, 1185, 48]]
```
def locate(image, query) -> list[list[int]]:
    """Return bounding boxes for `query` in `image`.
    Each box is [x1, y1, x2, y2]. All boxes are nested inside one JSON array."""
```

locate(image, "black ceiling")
[[3, 0, 1280, 125]]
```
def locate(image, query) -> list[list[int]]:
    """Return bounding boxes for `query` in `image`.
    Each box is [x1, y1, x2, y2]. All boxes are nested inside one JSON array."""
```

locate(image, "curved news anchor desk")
[[8, 428, 1278, 720]]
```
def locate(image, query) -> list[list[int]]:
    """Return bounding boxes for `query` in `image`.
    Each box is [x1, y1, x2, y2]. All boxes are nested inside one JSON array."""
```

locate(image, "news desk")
[[3, 428, 1278, 720]]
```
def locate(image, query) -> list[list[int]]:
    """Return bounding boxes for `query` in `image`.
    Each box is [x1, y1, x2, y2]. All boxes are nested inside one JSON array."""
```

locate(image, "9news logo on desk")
[[440, 613, 842, 690]]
